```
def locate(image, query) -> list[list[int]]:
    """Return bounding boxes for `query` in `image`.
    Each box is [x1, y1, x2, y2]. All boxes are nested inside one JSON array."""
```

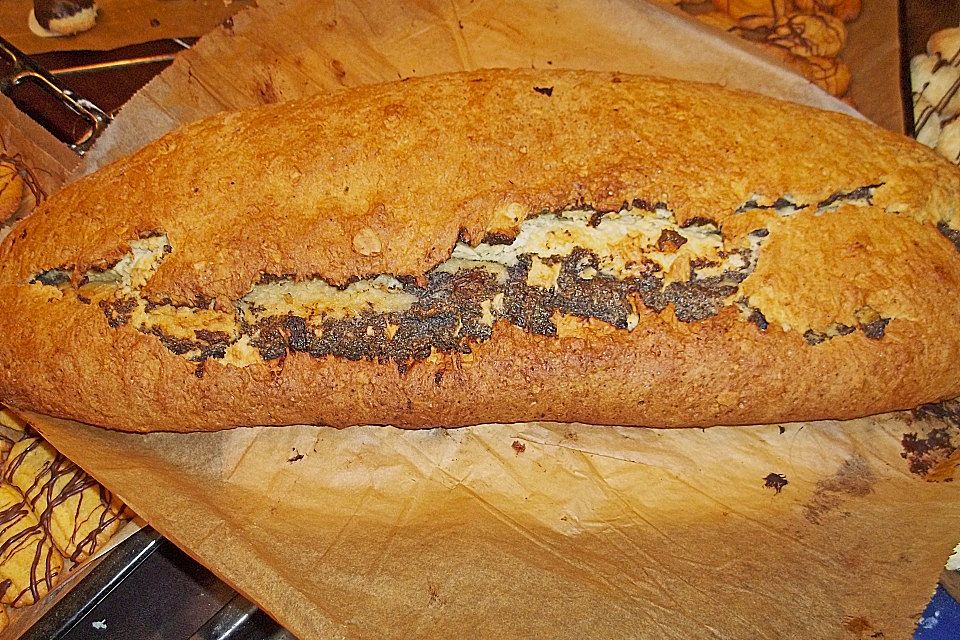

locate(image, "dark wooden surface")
[[901, 1, 960, 59]]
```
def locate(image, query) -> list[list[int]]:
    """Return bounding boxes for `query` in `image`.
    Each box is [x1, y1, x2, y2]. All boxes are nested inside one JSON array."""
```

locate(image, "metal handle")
[[0, 35, 111, 156], [189, 593, 296, 640], [189, 594, 260, 640]]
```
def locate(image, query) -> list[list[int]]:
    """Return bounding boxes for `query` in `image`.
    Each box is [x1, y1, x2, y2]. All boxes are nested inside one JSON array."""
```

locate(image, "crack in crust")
[[815, 183, 884, 211], [801, 306, 890, 345], [29, 190, 909, 368], [735, 183, 885, 216], [939, 221, 960, 253], [109, 230, 762, 365]]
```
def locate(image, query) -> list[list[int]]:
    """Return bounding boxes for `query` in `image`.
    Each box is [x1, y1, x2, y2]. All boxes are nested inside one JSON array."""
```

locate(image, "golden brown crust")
[[1, 69, 959, 432]]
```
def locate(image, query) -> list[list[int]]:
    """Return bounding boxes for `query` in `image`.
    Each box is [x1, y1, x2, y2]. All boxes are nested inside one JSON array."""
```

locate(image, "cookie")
[[4, 438, 126, 563], [0, 481, 62, 607]]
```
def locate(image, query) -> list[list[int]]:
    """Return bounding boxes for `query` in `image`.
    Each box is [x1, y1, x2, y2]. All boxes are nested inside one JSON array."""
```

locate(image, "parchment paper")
[[25, 410, 960, 640], [3, 1, 957, 638], [0, 95, 78, 224]]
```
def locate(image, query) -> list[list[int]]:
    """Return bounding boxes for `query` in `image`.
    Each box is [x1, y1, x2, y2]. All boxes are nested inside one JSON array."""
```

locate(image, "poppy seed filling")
[[29, 199, 899, 367]]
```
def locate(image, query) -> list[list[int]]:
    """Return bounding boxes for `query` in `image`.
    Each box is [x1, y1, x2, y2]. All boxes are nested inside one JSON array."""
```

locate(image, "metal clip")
[[0, 35, 111, 156]]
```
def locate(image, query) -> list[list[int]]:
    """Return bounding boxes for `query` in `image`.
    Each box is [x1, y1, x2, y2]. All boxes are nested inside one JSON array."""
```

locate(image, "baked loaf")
[[1, 69, 959, 432]]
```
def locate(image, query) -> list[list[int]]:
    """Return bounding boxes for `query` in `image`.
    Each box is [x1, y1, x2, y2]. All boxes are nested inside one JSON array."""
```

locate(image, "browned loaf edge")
[[1, 69, 959, 433]]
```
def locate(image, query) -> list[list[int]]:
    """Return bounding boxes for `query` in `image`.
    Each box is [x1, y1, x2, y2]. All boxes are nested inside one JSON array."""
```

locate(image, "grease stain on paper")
[[843, 615, 885, 638], [803, 455, 875, 525]]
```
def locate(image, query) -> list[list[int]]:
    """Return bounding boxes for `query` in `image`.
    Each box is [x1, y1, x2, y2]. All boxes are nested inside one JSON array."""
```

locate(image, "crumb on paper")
[[287, 448, 304, 463], [843, 615, 885, 637], [511, 440, 526, 454], [900, 426, 957, 478], [92, 619, 106, 630], [919, 610, 940, 630], [427, 582, 444, 607], [763, 472, 788, 494]]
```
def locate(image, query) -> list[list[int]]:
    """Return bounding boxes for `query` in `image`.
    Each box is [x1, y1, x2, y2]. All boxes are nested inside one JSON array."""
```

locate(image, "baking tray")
[[19, 526, 292, 639]]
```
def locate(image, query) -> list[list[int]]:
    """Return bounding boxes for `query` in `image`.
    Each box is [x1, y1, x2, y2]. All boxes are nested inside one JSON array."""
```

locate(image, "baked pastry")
[[911, 27, 960, 165], [914, 94, 943, 148], [0, 408, 28, 435], [793, 0, 860, 22], [927, 26, 960, 65], [767, 12, 846, 59], [710, 0, 787, 20], [911, 54, 960, 120], [3, 437, 126, 562], [29, 0, 98, 37], [0, 435, 12, 464], [0, 70, 958, 432], [938, 118, 960, 165], [694, 0, 857, 97], [0, 482, 62, 607], [0, 163, 24, 224], [758, 43, 851, 96]]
